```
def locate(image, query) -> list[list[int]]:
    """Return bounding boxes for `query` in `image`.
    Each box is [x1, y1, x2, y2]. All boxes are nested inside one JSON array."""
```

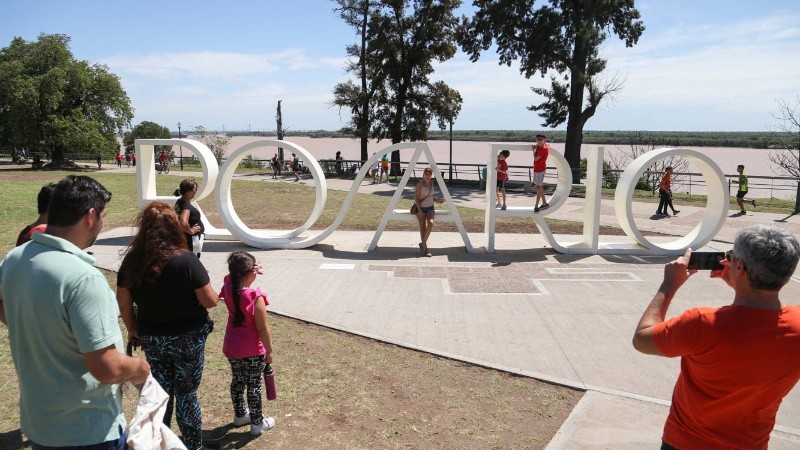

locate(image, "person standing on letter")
[[532, 134, 549, 212]]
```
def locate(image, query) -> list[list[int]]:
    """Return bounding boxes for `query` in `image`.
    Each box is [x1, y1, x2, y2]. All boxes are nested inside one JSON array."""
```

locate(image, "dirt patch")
[[160, 313, 581, 449]]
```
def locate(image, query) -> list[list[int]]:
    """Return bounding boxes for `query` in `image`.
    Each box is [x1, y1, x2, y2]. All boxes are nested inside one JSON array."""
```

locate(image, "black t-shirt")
[[175, 198, 204, 233], [175, 198, 204, 251], [117, 252, 211, 336]]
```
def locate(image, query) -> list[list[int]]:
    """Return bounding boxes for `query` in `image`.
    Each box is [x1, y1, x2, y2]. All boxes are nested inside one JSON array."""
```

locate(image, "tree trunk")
[[359, 0, 370, 162], [564, 17, 590, 182], [51, 146, 66, 164], [276, 100, 285, 162], [564, 119, 584, 181]]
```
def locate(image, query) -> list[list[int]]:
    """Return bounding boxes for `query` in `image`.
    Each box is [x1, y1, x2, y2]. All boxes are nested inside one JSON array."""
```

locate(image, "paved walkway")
[[89, 175, 800, 448]]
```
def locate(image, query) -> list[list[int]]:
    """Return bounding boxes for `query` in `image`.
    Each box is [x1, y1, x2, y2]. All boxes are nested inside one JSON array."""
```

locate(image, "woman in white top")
[[414, 168, 443, 257]]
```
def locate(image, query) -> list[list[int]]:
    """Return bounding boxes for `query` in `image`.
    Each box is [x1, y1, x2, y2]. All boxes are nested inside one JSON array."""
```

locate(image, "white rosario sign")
[[134, 139, 727, 255]]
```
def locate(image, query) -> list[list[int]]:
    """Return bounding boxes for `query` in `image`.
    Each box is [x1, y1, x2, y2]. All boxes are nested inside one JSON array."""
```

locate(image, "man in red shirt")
[[16, 183, 55, 246], [532, 134, 549, 212], [633, 224, 800, 450], [496, 150, 510, 210]]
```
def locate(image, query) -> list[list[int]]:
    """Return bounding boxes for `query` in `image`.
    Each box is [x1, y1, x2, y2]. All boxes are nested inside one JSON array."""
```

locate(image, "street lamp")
[[177, 122, 183, 170], [448, 115, 453, 185]]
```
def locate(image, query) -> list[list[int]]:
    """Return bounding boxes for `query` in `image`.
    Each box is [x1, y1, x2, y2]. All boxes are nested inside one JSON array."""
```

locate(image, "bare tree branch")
[[768, 95, 800, 178]]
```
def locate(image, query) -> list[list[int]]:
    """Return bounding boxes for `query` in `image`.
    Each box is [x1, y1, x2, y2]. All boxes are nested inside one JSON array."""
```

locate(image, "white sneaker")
[[250, 416, 276, 435], [233, 408, 250, 427]]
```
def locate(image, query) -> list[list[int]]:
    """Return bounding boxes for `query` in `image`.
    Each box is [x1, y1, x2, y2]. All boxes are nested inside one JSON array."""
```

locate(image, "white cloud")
[[102, 49, 327, 80]]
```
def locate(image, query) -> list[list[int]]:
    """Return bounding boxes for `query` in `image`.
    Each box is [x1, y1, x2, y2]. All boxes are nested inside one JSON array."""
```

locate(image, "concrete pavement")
[[89, 175, 800, 448]]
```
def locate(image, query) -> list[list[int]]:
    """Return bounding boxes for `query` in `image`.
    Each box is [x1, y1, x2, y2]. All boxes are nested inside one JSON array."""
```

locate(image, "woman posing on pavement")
[[415, 167, 444, 257]]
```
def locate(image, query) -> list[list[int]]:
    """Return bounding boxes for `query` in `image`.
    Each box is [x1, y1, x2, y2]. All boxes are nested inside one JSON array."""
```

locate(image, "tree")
[[0, 34, 133, 164], [332, 0, 378, 162], [458, 0, 644, 179], [123, 121, 171, 156], [193, 126, 230, 166], [333, 0, 463, 166], [606, 131, 688, 192], [429, 81, 463, 182], [767, 96, 800, 212], [370, 0, 461, 144], [768, 96, 800, 178]]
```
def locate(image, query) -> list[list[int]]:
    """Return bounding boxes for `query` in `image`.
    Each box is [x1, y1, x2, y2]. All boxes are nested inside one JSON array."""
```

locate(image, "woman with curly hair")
[[117, 201, 219, 450]]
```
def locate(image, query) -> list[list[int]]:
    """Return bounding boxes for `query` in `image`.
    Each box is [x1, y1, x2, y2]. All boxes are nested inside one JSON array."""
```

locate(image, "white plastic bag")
[[126, 375, 187, 450]]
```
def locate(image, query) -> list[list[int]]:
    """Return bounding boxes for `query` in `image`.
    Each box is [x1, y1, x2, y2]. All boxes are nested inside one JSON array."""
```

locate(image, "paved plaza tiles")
[[89, 192, 800, 449]]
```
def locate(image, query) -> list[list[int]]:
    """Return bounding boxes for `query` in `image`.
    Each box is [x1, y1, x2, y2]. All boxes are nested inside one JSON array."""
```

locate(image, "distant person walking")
[[532, 134, 549, 212], [96, 154, 102, 170], [116, 153, 123, 168], [220, 251, 276, 436], [380, 154, 390, 183], [656, 167, 679, 216], [733, 164, 756, 214], [291, 153, 300, 182], [271, 154, 280, 179], [334, 150, 343, 175], [496, 150, 510, 210]]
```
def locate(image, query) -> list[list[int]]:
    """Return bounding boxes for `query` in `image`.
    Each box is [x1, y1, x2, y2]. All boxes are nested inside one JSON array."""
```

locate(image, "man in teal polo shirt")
[[0, 175, 150, 449]]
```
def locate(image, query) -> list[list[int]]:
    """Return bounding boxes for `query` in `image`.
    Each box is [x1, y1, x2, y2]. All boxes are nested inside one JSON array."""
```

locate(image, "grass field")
[[0, 165, 794, 448], [0, 166, 585, 449]]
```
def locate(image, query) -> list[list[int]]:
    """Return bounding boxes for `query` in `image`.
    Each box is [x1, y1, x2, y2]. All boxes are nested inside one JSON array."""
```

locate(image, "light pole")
[[448, 116, 453, 185], [177, 122, 183, 170]]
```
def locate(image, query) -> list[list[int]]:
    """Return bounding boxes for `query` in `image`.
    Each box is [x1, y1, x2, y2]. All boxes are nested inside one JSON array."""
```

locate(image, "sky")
[[1, 0, 798, 133]]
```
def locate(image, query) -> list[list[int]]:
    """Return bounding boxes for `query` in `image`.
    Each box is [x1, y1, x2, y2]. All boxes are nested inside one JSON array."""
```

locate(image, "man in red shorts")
[[633, 224, 800, 449]]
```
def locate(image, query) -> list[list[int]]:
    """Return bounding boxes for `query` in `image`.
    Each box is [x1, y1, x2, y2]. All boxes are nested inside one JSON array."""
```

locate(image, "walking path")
[[89, 170, 800, 448]]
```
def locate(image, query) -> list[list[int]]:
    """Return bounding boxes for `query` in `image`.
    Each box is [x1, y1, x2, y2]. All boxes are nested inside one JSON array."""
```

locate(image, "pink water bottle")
[[264, 364, 277, 401]]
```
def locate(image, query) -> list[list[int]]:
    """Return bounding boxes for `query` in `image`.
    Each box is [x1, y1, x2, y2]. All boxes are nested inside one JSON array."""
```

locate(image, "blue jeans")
[[31, 427, 126, 450]]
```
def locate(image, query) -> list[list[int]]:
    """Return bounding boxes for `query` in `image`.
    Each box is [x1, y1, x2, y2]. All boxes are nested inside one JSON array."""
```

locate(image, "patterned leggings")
[[228, 355, 266, 424], [140, 323, 210, 450]]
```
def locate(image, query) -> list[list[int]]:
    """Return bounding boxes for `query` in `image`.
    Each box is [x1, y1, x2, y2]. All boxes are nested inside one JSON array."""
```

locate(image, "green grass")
[[0, 166, 586, 448]]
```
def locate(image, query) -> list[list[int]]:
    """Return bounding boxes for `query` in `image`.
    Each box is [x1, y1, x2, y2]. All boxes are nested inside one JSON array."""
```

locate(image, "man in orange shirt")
[[532, 134, 549, 212], [633, 224, 800, 450]]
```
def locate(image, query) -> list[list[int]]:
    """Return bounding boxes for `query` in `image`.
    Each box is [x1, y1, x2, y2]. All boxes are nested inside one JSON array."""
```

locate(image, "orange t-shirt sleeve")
[[652, 308, 711, 357]]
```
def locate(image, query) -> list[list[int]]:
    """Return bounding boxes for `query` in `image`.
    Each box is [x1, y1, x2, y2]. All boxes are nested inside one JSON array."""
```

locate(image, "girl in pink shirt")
[[219, 251, 276, 436]]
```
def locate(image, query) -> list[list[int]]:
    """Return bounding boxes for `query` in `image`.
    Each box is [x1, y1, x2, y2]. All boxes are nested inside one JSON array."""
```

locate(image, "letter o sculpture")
[[215, 140, 327, 247], [614, 147, 729, 252]]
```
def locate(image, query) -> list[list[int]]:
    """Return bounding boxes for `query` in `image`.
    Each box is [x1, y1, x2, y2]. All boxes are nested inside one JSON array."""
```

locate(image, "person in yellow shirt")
[[733, 164, 756, 214]]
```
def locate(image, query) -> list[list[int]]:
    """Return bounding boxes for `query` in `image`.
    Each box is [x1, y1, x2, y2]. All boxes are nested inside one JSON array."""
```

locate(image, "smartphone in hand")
[[688, 251, 726, 271]]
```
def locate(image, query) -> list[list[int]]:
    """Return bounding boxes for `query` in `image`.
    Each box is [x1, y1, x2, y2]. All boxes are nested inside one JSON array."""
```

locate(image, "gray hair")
[[733, 224, 800, 291]]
